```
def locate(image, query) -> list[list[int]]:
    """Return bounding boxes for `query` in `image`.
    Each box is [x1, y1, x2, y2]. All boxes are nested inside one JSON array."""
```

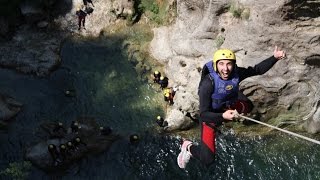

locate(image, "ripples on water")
[[1, 37, 320, 179]]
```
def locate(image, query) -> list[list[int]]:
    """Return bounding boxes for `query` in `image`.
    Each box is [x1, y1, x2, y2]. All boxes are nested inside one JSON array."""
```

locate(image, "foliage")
[[126, 25, 153, 46], [136, 0, 176, 26], [241, 8, 250, 20], [0, 161, 32, 180], [228, 2, 250, 20], [215, 35, 225, 48], [229, 3, 243, 18]]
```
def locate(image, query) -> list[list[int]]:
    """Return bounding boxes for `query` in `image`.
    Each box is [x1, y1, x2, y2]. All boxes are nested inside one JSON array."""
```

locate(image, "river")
[[0, 36, 320, 180]]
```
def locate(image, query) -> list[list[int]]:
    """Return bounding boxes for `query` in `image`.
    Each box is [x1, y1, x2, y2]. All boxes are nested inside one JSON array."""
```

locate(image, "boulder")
[[0, 93, 22, 122], [25, 117, 120, 172]]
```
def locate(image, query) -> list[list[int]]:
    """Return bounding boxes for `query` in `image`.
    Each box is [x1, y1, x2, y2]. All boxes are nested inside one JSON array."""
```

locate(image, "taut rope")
[[235, 113, 320, 145]]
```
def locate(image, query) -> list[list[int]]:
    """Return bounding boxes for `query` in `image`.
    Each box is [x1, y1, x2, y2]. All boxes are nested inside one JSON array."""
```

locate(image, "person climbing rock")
[[59, 144, 68, 161], [153, 71, 161, 83], [129, 134, 139, 144], [163, 88, 170, 102], [48, 144, 62, 166], [71, 121, 79, 133], [67, 141, 76, 152], [163, 87, 175, 105], [53, 122, 67, 134], [159, 76, 169, 89], [168, 87, 176, 105], [64, 89, 76, 97], [76, 6, 87, 30], [73, 137, 87, 150], [156, 115, 164, 127], [177, 46, 286, 169]]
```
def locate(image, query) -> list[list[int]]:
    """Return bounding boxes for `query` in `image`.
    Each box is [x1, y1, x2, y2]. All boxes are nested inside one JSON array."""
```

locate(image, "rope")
[[235, 113, 320, 145]]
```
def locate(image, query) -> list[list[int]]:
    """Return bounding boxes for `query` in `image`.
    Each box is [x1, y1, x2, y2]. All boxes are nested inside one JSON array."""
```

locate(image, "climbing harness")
[[235, 112, 320, 145]]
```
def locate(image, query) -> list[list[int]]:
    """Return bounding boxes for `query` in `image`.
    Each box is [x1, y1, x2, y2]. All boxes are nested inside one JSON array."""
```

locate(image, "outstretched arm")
[[273, 46, 286, 60], [238, 46, 286, 80]]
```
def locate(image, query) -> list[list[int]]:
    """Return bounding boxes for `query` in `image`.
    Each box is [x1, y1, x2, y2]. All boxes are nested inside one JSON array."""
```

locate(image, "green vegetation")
[[123, 24, 161, 82], [228, 2, 250, 20], [215, 35, 225, 48], [126, 25, 153, 45], [136, 0, 177, 26], [241, 8, 250, 20], [0, 161, 32, 180], [102, 22, 161, 83]]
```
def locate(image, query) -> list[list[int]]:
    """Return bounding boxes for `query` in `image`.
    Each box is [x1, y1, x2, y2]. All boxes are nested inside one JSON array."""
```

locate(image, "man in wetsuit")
[[177, 46, 286, 169], [153, 71, 161, 83], [159, 76, 169, 89], [48, 144, 62, 166]]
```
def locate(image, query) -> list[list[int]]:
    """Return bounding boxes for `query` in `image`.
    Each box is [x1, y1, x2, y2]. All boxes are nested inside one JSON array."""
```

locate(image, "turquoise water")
[[0, 36, 320, 179]]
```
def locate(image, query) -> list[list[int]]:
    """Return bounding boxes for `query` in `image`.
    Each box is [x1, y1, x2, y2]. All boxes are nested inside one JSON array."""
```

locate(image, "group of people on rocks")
[[152, 70, 177, 106], [47, 136, 87, 167], [75, 0, 95, 30], [47, 121, 112, 166], [152, 70, 178, 128]]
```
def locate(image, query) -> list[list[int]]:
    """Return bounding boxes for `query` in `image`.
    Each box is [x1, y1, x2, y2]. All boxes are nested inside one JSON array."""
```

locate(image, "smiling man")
[[177, 46, 286, 169]]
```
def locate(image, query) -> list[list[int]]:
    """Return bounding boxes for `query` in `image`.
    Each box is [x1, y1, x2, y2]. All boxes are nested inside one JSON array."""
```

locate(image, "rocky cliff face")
[[0, 0, 134, 76], [150, 0, 320, 133], [1, 0, 320, 134]]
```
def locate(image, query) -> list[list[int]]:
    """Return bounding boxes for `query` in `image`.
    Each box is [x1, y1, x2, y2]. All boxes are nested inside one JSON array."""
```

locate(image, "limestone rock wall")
[[150, 0, 320, 133]]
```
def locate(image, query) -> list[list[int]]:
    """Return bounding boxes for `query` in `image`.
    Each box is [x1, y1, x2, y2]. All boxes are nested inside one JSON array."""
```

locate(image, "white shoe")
[[177, 140, 192, 169]]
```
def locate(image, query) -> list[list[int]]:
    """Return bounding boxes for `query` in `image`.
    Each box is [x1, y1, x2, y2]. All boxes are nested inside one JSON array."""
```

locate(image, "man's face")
[[216, 60, 235, 80]]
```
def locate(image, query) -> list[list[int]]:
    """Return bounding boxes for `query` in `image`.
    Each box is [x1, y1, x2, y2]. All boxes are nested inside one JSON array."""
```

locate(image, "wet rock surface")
[[150, 0, 320, 133], [25, 117, 120, 172], [0, 93, 22, 123]]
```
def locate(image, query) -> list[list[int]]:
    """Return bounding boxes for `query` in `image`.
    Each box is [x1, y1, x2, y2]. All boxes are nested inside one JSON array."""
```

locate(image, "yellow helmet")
[[163, 88, 170, 95], [160, 76, 164, 80], [213, 49, 236, 71], [154, 71, 159, 75], [157, 116, 161, 120]]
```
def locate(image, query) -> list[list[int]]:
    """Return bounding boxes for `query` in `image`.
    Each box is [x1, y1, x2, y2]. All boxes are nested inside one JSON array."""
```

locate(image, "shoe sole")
[[177, 149, 191, 169]]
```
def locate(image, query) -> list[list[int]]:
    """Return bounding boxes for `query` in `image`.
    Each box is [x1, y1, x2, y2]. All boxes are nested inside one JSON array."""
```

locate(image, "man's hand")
[[273, 46, 286, 60], [222, 110, 237, 121]]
